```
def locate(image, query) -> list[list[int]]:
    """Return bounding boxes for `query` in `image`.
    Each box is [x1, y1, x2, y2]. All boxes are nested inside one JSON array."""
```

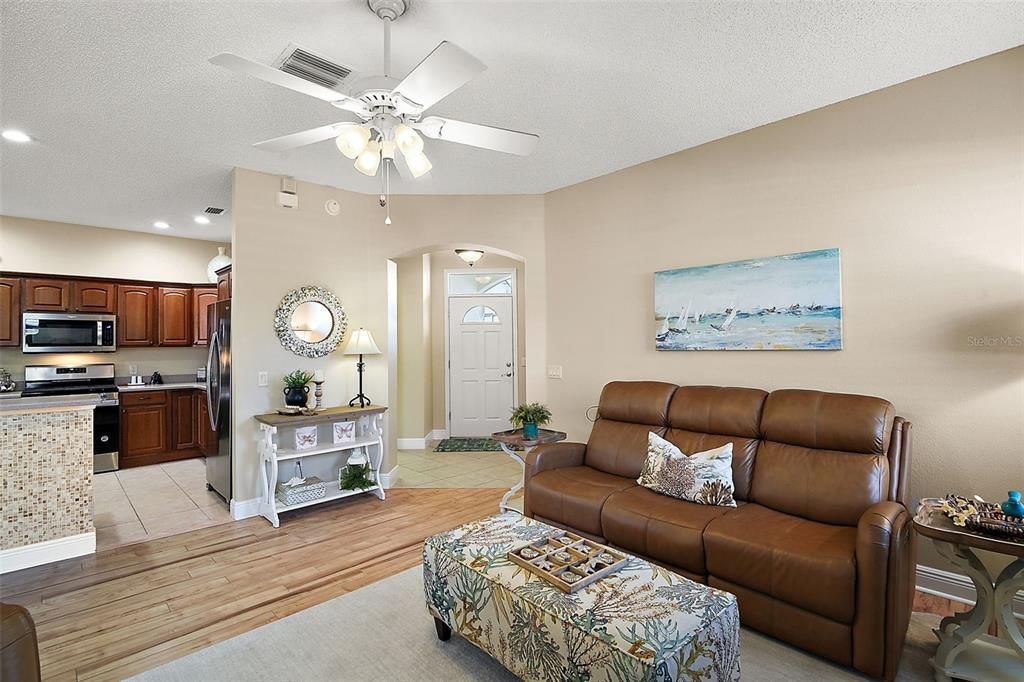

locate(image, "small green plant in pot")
[[283, 370, 314, 407], [510, 403, 552, 440]]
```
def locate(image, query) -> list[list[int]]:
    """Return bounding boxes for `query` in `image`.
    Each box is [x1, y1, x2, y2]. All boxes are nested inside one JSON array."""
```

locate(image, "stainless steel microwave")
[[22, 313, 116, 353]]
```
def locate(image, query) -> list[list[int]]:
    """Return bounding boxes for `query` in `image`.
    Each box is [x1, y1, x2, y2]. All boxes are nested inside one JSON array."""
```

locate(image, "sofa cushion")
[[704, 503, 857, 624], [602, 486, 734, 576], [527, 466, 636, 537], [584, 381, 677, 478], [665, 386, 767, 501]]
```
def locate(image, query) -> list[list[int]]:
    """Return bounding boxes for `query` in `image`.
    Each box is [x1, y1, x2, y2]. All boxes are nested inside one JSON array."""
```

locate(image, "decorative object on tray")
[[638, 433, 737, 506], [654, 248, 842, 351], [942, 494, 1024, 540], [276, 406, 319, 416], [283, 370, 314, 407], [339, 449, 376, 490], [507, 529, 628, 593], [1001, 490, 1024, 518], [312, 369, 326, 411], [344, 328, 381, 408], [276, 462, 326, 506], [274, 286, 348, 358], [294, 425, 318, 451], [433, 437, 518, 453], [333, 420, 356, 444], [509, 402, 552, 440]]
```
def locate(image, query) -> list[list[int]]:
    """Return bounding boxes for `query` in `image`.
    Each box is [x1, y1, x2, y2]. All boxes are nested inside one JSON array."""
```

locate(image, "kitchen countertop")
[[118, 382, 207, 392], [0, 394, 103, 413]]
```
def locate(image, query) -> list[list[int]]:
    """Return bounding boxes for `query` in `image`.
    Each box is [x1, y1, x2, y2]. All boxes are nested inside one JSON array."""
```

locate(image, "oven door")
[[23, 313, 116, 353]]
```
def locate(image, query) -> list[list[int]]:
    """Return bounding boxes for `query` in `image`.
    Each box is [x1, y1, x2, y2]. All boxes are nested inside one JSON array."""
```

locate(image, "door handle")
[[505, 362, 512, 367], [504, 372, 513, 377]]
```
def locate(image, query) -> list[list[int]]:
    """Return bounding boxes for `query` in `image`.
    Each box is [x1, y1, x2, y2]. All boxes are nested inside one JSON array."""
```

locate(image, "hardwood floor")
[[0, 487, 505, 681]]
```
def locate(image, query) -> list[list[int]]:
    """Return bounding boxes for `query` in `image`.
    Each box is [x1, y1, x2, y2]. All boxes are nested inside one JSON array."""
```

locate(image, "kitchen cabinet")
[[196, 391, 217, 456], [192, 287, 218, 346], [216, 265, 232, 301], [157, 287, 192, 346], [170, 390, 198, 451], [0, 277, 20, 346], [71, 281, 116, 313], [120, 390, 168, 465], [117, 285, 156, 346], [23, 278, 70, 312]]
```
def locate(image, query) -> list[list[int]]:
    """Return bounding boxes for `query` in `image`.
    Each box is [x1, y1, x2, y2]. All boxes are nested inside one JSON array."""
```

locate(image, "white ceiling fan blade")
[[253, 123, 349, 152], [415, 116, 538, 156], [392, 42, 485, 111], [209, 52, 367, 115]]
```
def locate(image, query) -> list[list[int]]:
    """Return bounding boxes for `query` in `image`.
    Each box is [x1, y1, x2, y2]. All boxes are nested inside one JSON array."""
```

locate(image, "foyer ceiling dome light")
[[456, 249, 484, 266]]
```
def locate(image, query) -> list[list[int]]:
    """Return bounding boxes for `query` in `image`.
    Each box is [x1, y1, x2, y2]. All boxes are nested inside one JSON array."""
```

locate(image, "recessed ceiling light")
[[153, 221, 170, 229], [193, 216, 210, 225], [1, 129, 32, 143]]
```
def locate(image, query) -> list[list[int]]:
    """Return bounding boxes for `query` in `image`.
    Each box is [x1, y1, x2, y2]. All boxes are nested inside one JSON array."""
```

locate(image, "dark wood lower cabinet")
[[195, 392, 217, 457], [121, 388, 209, 468]]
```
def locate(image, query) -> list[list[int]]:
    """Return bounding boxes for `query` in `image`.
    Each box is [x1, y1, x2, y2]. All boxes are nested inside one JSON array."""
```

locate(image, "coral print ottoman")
[[423, 512, 740, 681]]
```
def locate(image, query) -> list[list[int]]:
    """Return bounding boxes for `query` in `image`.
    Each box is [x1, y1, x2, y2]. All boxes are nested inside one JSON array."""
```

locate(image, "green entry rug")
[[434, 438, 520, 452]]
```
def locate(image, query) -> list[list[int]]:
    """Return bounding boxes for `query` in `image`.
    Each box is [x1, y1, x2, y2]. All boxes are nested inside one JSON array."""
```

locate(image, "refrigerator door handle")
[[206, 331, 220, 431]]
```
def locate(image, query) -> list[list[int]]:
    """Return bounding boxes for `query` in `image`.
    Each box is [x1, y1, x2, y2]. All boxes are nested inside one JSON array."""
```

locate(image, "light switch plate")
[[258, 371, 268, 387], [547, 365, 563, 379]]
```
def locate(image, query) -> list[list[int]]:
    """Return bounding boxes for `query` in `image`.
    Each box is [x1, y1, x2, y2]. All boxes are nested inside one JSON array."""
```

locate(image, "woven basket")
[[276, 476, 326, 506]]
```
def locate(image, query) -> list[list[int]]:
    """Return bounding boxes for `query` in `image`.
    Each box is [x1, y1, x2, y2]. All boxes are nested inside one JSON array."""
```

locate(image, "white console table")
[[255, 405, 387, 528]]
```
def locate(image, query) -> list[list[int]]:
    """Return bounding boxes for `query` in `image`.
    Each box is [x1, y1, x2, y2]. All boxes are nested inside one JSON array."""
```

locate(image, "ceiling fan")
[[210, 0, 538, 220]]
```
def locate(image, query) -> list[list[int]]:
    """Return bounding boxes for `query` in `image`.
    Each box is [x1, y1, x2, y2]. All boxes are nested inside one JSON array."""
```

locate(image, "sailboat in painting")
[[653, 248, 842, 351]]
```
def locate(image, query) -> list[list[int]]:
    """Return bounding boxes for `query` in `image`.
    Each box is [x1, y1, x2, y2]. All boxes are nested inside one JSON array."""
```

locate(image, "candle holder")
[[312, 380, 325, 411]]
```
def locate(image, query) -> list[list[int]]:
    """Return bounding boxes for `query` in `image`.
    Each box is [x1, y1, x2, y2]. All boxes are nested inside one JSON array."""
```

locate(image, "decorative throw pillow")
[[637, 432, 736, 506]]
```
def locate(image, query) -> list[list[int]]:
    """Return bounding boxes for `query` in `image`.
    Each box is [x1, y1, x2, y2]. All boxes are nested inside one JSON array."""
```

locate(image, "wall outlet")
[[257, 371, 268, 387], [547, 365, 563, 379]]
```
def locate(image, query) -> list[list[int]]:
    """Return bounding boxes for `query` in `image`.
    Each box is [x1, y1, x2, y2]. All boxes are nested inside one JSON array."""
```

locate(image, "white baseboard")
[[230, 497, 262, 521], [916, 563, 1024, 617], [429, 429, 448, 441], [0, 532, 96, 574], [396, 437, 427, 450], [379, 465, 399, 489]]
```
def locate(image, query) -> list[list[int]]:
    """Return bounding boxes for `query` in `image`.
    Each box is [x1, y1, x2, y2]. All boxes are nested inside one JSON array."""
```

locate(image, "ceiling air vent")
[[275, 44, 354, 91], [204, 206, 225, 215]]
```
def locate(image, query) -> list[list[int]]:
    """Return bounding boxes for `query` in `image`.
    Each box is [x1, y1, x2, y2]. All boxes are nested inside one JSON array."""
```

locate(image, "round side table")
[[490, 428, 566, 513], [913, 498, 1024, 682]]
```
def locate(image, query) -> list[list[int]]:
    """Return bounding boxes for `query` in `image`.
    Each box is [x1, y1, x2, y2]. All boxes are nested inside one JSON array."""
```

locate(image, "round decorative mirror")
[[274, 286, 348, 358]]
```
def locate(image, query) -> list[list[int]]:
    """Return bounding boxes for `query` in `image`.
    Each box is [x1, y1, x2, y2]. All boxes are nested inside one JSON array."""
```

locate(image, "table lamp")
[[344, 328, 381, 408]]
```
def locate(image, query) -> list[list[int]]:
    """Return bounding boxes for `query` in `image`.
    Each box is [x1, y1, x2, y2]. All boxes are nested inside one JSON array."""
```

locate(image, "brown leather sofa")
[[524, 382, 914, 681], [1, 602, 41, 682]]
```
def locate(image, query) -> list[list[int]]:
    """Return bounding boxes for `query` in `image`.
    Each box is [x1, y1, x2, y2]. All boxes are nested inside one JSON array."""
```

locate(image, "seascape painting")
[[654, 249, 842, 351]]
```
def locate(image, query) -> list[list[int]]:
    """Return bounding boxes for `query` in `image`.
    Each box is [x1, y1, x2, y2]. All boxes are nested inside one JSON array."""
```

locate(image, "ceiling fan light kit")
[[210, 0, 537, 224]]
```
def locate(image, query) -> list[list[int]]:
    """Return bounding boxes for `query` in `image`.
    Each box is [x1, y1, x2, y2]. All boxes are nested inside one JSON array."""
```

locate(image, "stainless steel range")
[[21, 364, 120, 473]]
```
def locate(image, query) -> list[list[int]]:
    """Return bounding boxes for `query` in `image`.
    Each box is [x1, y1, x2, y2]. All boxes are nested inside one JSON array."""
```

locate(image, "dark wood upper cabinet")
[[157, 287, 192, 346], [0, 277, 21, 346], [192, 287, 218, 346], [23, 278, 70, 312], [117, 285, 156, 346], [71, 281, 116, 313], [216, 265, 232, 301]]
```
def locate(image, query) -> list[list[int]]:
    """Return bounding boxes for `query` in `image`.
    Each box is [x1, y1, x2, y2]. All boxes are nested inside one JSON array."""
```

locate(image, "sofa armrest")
[[522, 442, 586, 518], [853, 501, 912, 679]]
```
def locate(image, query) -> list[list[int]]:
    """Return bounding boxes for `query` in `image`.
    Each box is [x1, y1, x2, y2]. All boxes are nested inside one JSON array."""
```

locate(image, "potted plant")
[[283, 370, 314, 407], [510, 403, 552, 440]]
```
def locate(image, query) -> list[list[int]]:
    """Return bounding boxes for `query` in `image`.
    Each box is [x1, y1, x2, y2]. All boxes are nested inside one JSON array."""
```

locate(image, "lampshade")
[[335, 124, 371, 159], [404, 150, 432, 178], [455, 249, 484, 266], [354, 140, 382, 176], [343, 328, 381, 355]]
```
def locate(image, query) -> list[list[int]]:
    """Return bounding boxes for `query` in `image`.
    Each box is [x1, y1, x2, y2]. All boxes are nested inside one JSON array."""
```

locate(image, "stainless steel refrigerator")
[[205, 299, 231, 502]]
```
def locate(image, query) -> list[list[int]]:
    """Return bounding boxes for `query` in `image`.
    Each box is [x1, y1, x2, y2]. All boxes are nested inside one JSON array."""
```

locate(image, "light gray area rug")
[[132, 567, 935, 681]]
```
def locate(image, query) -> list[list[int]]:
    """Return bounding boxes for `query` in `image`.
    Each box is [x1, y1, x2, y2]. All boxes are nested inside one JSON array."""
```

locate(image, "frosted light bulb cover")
[[393, 124, 424, 155], [335, 125, 371, 159], [354, 140, 382, 176], [405, 150, 432, 178]]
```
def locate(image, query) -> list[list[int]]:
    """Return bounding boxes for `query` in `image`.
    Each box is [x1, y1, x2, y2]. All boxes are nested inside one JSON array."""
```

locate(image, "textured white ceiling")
[[1, 1, 1021, 242]]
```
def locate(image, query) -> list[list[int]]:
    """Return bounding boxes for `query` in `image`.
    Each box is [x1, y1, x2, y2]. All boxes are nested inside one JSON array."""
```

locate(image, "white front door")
[[448, 296, 515, 437]]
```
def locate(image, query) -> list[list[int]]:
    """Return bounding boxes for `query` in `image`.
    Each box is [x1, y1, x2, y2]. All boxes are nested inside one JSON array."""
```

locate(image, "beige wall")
[[544, 48, 1023, 570], [0, 216, 227, 380], [230, 168, 547, 502]]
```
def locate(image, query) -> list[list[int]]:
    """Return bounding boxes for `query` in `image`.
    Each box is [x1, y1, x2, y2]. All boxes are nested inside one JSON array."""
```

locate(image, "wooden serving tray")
[[508, 530, 628, 593]]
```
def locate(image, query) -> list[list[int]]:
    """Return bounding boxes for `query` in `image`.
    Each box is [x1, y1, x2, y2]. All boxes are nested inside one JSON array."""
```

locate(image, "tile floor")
[[94, 458, 233, 551], [94, 446, 523, 551]]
